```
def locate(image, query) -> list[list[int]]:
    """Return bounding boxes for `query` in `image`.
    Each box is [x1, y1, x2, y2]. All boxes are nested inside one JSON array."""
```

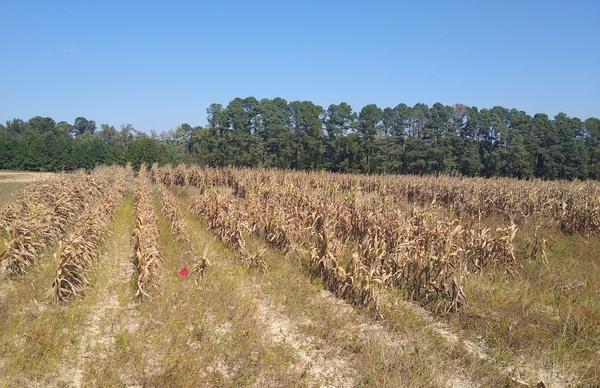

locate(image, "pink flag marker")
[[179, 267, 189, 278]]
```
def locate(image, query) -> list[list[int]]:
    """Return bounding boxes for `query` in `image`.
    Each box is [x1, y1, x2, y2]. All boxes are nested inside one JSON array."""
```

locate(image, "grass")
[[0, 231, 92, 386], [0, 181, 25, 207], [445, 224, 600, 386], [179, 186, 515, 387], [73, 191, 138, 386]]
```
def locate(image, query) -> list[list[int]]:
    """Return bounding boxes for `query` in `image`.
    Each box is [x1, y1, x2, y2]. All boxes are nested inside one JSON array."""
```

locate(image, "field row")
[[0, 166, 127, 277]]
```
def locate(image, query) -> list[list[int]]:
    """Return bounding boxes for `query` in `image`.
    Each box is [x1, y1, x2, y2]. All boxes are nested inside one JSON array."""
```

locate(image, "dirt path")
[[254, 291, 359, 387]]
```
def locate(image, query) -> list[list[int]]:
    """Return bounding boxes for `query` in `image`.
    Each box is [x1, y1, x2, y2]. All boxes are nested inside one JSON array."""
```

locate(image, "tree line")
[[0, 117, 182, 172], [2, 98, 599, 180]]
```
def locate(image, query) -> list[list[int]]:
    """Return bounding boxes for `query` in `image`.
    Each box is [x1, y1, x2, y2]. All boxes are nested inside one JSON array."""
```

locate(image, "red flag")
[[179, 267, 189, 278]]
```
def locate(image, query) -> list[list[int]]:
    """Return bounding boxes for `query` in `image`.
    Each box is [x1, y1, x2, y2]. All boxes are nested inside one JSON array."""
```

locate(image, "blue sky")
[[1, 0, 599, 134]]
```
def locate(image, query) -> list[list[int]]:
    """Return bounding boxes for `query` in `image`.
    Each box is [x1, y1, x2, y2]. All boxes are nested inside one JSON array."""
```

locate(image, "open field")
[[0, 165, 598, 387], [0, 171, 58, 207], [0, 171, 57, 183]]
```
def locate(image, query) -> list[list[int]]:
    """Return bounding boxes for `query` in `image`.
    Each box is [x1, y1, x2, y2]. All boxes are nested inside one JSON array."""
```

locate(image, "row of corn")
[[151, 165, 600, 236], [188, 189, 267, 271], [132, 165, 163, 298], [48, 168, 127, 302]]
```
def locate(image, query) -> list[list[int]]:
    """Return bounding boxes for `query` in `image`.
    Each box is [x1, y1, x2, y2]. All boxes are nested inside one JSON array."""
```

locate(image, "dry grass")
[[0, 181, 25, 207], [447, 224, 600, 386], [0, 171, 57, 183]]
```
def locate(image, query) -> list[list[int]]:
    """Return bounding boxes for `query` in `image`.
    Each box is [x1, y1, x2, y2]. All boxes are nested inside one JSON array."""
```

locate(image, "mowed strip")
[[60, 192, 140, 387]]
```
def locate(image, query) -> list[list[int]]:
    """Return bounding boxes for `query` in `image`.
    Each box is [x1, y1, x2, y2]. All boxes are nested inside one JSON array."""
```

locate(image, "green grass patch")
[[446, 225, 600, 386], [0, 181, 25, 206]]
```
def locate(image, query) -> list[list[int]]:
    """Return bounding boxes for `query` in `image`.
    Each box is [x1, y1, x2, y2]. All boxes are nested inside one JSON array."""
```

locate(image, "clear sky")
[[1, 0, 599, 134]]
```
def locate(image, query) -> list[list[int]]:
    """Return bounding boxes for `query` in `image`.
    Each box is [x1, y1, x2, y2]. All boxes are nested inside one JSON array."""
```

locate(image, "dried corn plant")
[[159, 183, 188, 237], [239, 167, 600, 236], [526, 226, 548, 264], [158, 183, 209, 275], [132, 164, 163, 298], [188, 189, 266, 271], [1, 168, 110, 277], [48, 168, 126, 302], [0, 174, 71, 234], [154, 165, 585, 314]]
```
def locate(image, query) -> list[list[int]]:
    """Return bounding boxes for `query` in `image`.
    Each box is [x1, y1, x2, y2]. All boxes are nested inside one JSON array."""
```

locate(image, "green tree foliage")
[[193, 126, 230, 167], [3, 101, 599, 180], [0, 124, 27, 169], [28, 116, 56, 134], [125, 137, 168, 170], [197, 104, 231, 166], [43, 131, 72, 171], [358, 104, 383, 173], [23, 131, 49, 171], [119, 124, 136, 145], [72, 117, 97, 136], [256, 98, 294, 168], [72, 134, 112, 170], [225, 97, 263, 167], [324, 102, 357, 172], [4, 119, 27, 140], [97, 124, 119, 146], [290, 100, 326, 170], [585, 117, 600, 179]]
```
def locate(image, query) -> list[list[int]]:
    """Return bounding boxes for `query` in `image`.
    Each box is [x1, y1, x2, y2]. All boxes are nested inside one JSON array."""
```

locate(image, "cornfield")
[[1, 164, 598, 387], [2, 164, 598, 309], [173, 166, 522, 313], [156, 174, 207, 276]]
